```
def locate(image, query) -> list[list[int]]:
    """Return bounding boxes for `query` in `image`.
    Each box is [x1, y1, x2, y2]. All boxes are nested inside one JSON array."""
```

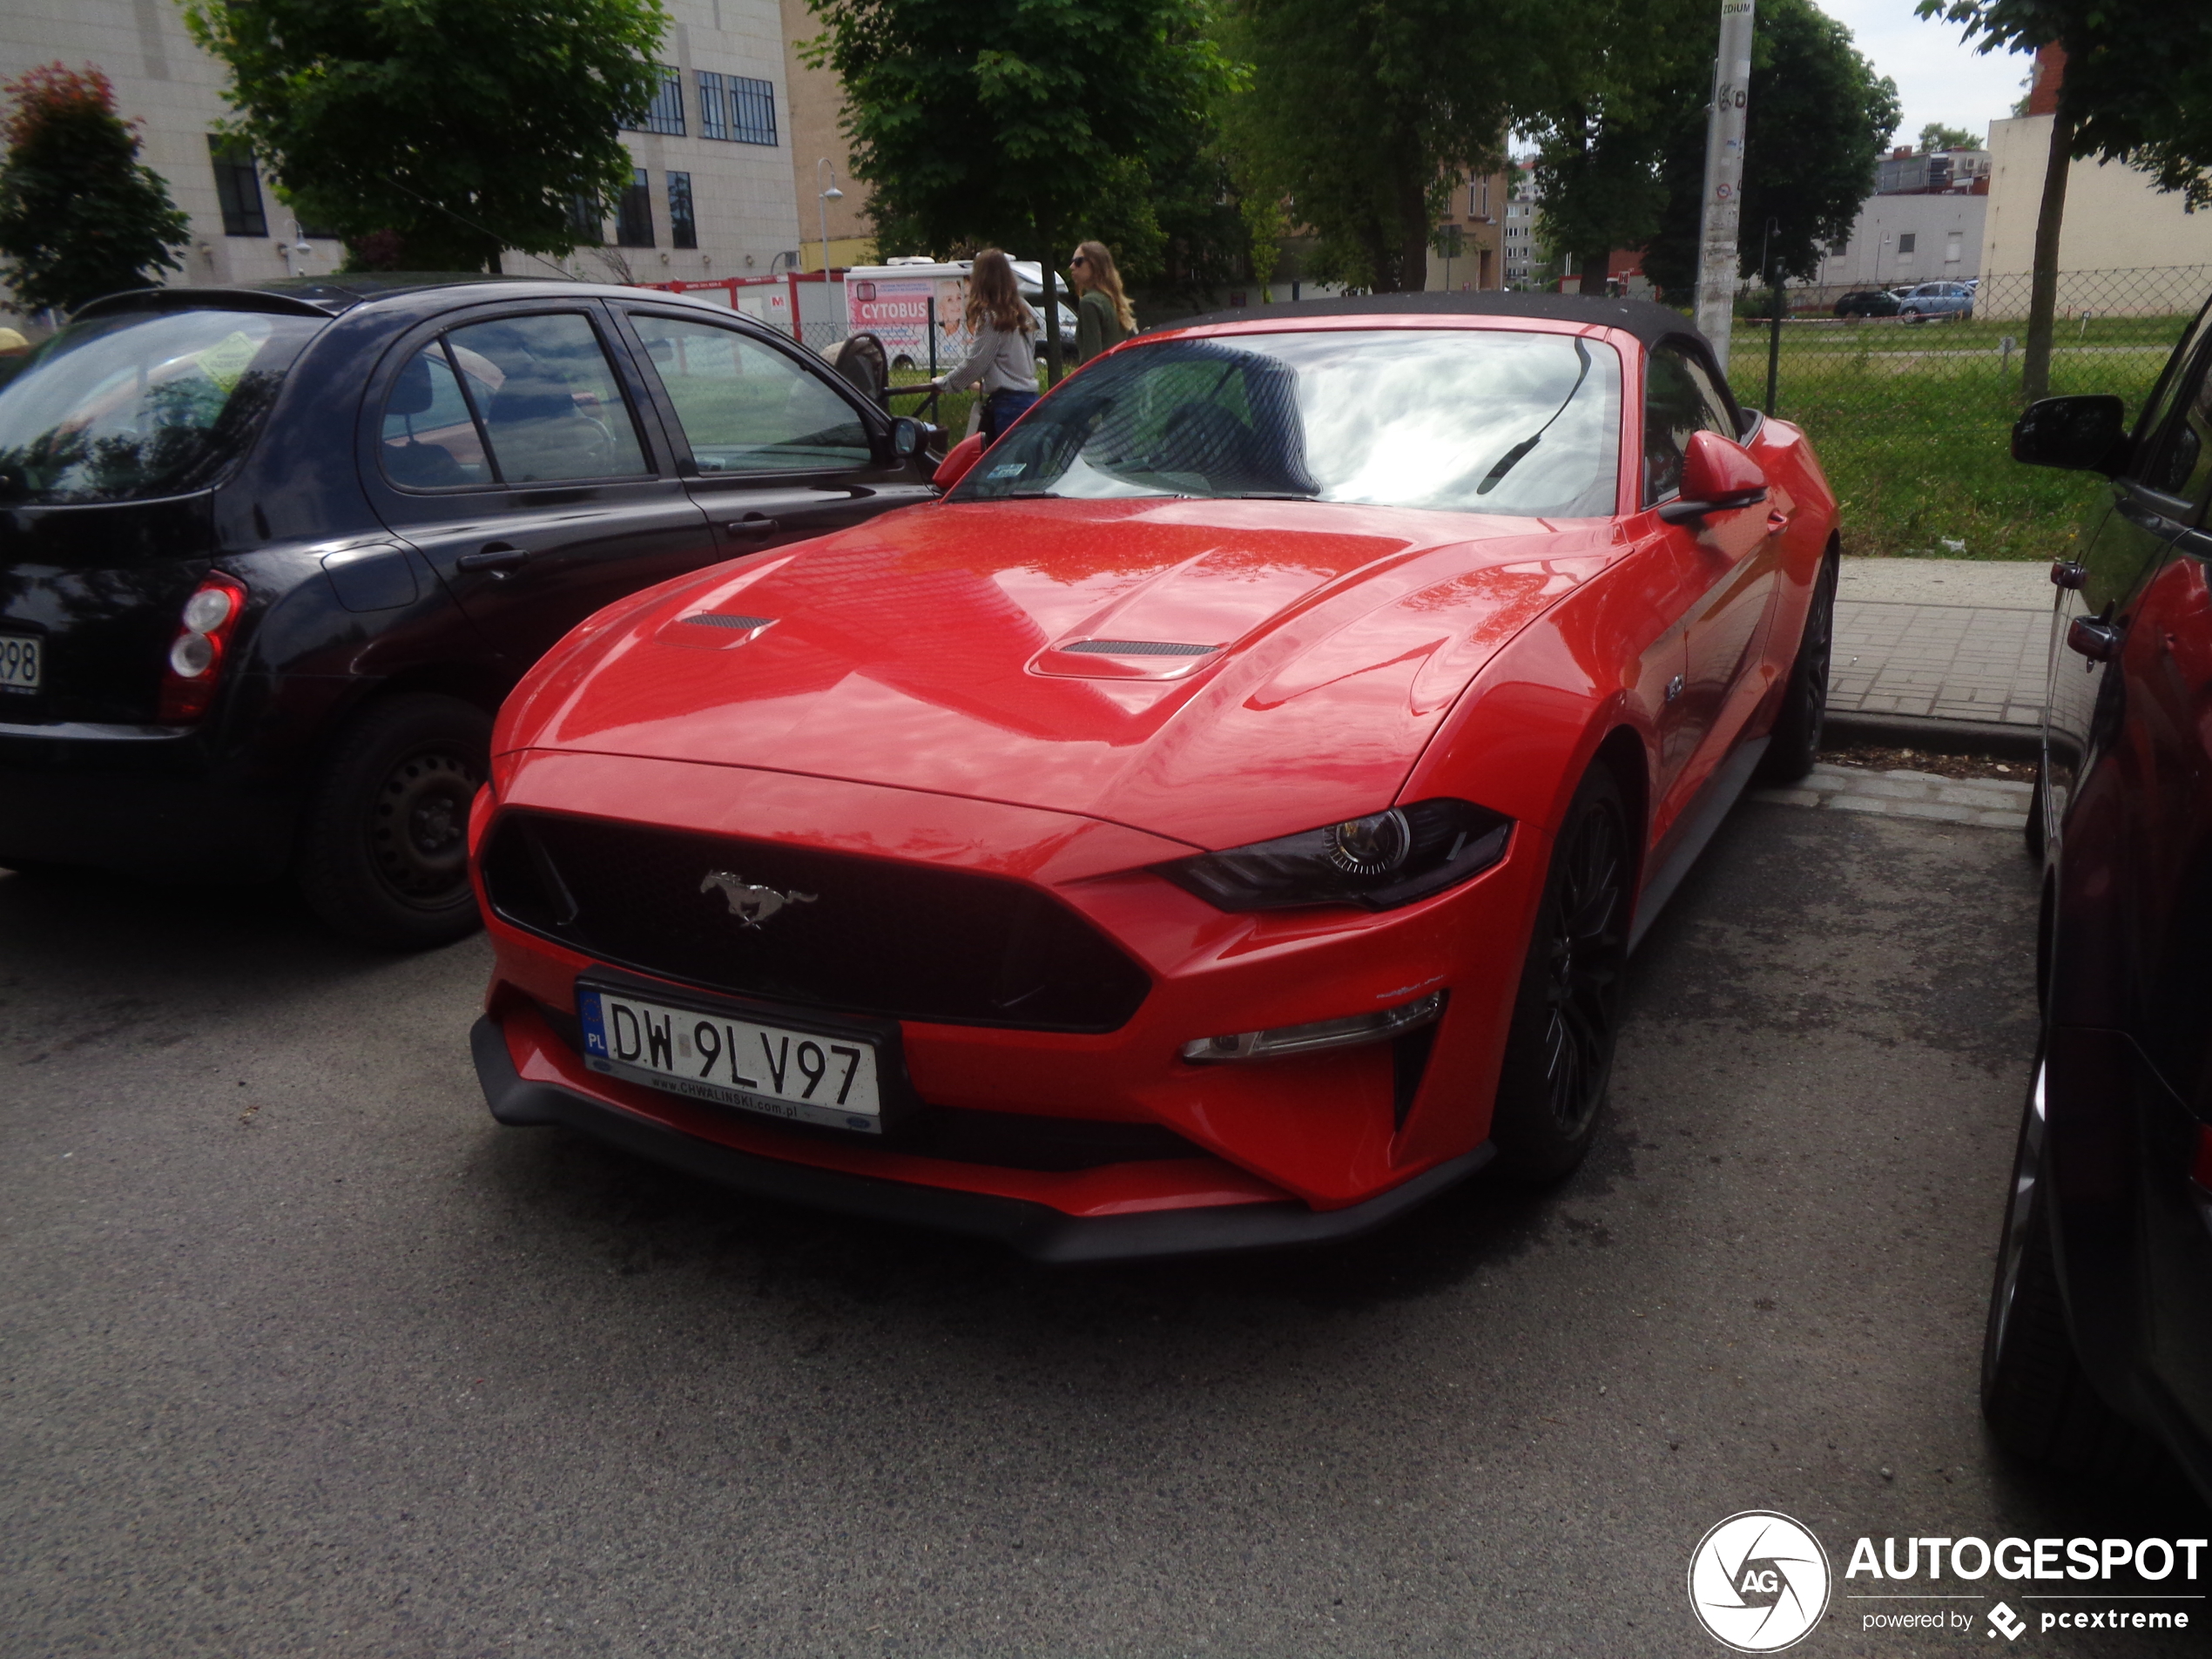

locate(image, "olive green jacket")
[[1075, 288, 1127, 363]]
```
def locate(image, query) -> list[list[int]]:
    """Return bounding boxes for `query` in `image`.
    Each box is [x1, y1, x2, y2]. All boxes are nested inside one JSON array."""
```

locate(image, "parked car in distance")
[[1993, 290, 2212, 1506], [1834, 289, 1902, 318], [1896, 281, 1974, 320], [0, 275, 941, 947], [469, 292, 1842, 1262]]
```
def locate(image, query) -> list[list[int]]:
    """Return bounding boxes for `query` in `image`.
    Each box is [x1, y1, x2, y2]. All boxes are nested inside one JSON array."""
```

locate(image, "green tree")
[[0, 64, 190, 315], [1518, 0, 1713, 296], [1918, 120, 1978, 152], [1919, 0, 2212, 399], [182, 0, 669, 273], [1228, 0, 1532, 292], [806, 0, 1239, 367], [1641, 0, 1898, 297]]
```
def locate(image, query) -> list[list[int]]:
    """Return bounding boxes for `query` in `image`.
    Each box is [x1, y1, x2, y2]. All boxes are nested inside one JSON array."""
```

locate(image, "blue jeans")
[[981, 389, 1037, 444]]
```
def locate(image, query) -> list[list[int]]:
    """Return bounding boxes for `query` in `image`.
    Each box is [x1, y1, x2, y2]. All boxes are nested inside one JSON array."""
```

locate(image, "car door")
[[612, 306, 938, 557], [1642, 341, 1785, 796], [361, 301, 712, 673]]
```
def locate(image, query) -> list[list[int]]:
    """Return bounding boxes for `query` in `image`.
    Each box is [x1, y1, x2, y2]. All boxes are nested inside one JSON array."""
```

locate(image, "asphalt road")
[[4, 801, 2207, 1657]]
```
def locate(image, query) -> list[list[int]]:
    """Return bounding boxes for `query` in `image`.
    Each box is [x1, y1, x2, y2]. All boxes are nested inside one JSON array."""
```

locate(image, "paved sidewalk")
[[1751, 762, 2033, 830], [1831, 557, 2053, 733]]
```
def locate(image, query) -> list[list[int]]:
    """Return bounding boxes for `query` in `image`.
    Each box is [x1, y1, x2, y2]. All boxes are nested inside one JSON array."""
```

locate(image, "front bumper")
[[474, 1012, 1493, 1263]]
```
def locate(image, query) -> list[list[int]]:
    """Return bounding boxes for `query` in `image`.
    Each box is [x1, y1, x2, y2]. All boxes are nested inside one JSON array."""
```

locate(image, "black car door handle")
[[719, 515, 780, 539], [456, 543, 529, 573], [2067, 615, 2122, 662]]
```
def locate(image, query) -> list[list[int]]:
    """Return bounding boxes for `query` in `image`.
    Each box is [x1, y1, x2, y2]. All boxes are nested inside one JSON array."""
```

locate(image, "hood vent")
[[1062, 638, 1220, 658], [681, 612, 775, 631]]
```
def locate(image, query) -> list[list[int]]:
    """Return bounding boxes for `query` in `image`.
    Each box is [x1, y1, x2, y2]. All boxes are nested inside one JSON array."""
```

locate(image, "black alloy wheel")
[[1757, 554, 1837, 783], [1491, 764, 1633, 1183], [1979, 1055, 2164, 1483], [297, 692, 492, 950]]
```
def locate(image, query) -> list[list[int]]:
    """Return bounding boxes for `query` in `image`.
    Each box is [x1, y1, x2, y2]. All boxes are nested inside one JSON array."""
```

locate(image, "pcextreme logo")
[[1688, 1511, 1833, 1652]]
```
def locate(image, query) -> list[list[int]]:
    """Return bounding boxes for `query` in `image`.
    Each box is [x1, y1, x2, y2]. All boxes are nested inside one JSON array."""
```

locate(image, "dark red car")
[[467, 294, 1840, 1260]]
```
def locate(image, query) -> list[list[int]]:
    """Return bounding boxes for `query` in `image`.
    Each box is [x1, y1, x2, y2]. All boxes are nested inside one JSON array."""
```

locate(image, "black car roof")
[[1165, 290, 1713, 352], [71, 273, 683, 322]]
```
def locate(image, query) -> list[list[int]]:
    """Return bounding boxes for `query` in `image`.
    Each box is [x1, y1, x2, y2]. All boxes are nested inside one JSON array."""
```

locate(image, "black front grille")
[[485, 811, 1151, 1032]]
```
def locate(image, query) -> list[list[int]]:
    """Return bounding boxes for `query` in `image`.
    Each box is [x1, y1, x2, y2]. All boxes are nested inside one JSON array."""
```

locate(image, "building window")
[[668, 172, 697, 250], [616, 169, 653, 247], [727, 76, 777, 145], [1897, 233, 1917, 255], [624, 64, 685, 135], [568, 192, 604, 246], [698, 71, 729, 140], [207, 137, 267, 237], [1469, 177, 1489, 219]]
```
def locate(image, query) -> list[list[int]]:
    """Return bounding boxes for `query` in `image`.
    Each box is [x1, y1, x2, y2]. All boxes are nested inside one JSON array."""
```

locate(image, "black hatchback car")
[[1832, 288, 1903, 319], [1990, 294, 2212, 1503], [0, 276, 940, 946]]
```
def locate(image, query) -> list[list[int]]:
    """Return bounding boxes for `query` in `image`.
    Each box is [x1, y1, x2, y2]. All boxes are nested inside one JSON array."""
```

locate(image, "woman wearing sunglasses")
[[1069, 240, 1136, 364]]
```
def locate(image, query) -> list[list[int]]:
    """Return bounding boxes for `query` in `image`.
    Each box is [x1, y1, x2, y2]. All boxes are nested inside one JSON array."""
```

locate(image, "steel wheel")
[[369, 744, 478, 901], [1492, 765, 1633, 1182]]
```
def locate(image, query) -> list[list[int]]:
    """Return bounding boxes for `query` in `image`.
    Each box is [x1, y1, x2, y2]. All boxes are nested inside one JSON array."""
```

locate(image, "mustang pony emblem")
[[698, 872, 818, 928]]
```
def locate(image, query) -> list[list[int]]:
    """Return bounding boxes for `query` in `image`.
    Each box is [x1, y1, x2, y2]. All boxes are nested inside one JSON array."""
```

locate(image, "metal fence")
[[1727, 266, 2210, 560]]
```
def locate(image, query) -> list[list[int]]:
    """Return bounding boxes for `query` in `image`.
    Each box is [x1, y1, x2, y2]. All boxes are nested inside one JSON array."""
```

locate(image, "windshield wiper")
[[1211, 490, 1318, 501], [1475, 337, 1594, 496]]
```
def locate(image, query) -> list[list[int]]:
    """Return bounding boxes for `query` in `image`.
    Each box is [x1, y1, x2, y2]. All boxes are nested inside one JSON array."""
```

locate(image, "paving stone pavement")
[[1831, 557, 2054, 731], [1750, 762, 2034, 829]]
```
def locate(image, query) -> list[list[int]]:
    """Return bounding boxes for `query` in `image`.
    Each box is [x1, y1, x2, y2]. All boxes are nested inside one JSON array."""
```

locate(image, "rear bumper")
[[473, 1014, 1492, 1264], [0, 721, 299, 876]]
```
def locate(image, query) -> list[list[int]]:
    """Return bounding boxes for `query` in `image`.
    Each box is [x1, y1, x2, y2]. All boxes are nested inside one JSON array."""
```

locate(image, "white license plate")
[[577, 985, 883, 1133], [0, 632, 39, 692]]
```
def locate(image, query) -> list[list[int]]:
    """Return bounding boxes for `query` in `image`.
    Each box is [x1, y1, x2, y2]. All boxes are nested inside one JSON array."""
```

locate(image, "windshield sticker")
[[986, 462, 1025, 478], [194, 330, 262, 395]]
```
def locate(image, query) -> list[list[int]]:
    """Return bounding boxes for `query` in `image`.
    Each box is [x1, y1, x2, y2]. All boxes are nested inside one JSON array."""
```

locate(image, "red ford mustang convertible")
[[468, 294, 1839, 1260]]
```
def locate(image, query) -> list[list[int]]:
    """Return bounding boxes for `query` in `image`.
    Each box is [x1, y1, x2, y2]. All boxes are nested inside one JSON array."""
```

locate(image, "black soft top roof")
[[1158, 289, 1738, 418], [1165, 290, 1710, 351]]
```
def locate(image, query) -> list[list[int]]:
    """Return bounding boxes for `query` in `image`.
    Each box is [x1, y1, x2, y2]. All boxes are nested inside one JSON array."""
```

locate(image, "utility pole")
[[1695, 0, 1756, 365]]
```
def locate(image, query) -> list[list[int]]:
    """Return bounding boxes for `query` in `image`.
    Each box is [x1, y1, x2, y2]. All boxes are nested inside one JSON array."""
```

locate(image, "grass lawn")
[[1723, 314, 2187, 560]]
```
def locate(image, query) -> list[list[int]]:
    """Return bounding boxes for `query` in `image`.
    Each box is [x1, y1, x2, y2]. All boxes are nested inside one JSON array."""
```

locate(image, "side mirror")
[[934, 432, 986, 491], [2013, 395, 2128, 474], [1658, 429, 1770, 523], [890, 416, 927, 460]]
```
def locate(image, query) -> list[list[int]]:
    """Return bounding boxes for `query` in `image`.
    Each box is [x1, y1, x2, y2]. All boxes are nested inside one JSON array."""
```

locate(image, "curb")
[[1824, 711, 2041, 762]]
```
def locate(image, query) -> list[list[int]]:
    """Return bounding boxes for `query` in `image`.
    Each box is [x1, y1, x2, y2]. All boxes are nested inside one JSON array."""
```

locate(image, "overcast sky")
[[1815, 0, 2035, 149]]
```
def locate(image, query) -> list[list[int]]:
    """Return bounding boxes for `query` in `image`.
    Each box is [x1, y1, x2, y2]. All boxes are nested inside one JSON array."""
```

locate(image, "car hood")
[[499, 496, 1613, 851]]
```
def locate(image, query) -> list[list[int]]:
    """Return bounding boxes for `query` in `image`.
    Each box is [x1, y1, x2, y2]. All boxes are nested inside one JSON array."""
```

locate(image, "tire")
[[1490, 763, 1634, 1184], [1756, 554, 1837, 783], [1981, 1056, 2165, 1485], [296, 693, 491, 949]]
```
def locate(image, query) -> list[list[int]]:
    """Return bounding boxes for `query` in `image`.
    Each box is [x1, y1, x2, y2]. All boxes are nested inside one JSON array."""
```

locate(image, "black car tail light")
[[156, 573, 248, 724]]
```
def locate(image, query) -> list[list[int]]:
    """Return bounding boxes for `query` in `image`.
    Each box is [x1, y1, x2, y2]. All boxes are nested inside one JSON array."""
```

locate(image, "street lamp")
[[816, 158, 843, 281]]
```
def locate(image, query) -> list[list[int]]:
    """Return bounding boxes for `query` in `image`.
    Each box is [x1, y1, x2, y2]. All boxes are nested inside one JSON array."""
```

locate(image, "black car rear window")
[[0, 307, 324, 505]]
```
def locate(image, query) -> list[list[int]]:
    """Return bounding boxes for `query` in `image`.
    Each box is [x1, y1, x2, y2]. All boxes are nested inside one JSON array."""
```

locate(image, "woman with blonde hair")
[[1069, 240, 1135, 363], [932, 247, 1037, 444]]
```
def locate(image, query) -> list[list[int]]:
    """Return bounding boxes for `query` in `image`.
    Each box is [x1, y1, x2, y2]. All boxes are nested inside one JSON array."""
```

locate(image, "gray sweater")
[[937, 317, 1036, 396]]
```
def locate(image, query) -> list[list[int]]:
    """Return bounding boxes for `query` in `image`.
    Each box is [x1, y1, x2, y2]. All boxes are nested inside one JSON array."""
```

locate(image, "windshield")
[[950, 327, 1622, 516], [0, 308, 324, 505]]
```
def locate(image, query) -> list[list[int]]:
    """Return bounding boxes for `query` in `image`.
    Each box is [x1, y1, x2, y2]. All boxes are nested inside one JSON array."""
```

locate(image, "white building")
[[0, 0, 799, 317], [1811, 192, 1987, 290]]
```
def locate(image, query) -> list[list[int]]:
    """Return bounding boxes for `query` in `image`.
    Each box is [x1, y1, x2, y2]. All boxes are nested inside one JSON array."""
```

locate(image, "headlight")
[[1157, 799, 1513, 913]]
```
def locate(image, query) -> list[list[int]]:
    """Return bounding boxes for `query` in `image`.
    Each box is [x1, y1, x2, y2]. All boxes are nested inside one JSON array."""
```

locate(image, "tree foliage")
[[806, 0, 1239, 279], [1919, 121, 1978, 152], [1226, 0, 1530, 292], [1919, 0, 2212, 209], [0, 64, 191, 314], [182, 0, 669, 273], [1641, 0, 1898, 294]]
